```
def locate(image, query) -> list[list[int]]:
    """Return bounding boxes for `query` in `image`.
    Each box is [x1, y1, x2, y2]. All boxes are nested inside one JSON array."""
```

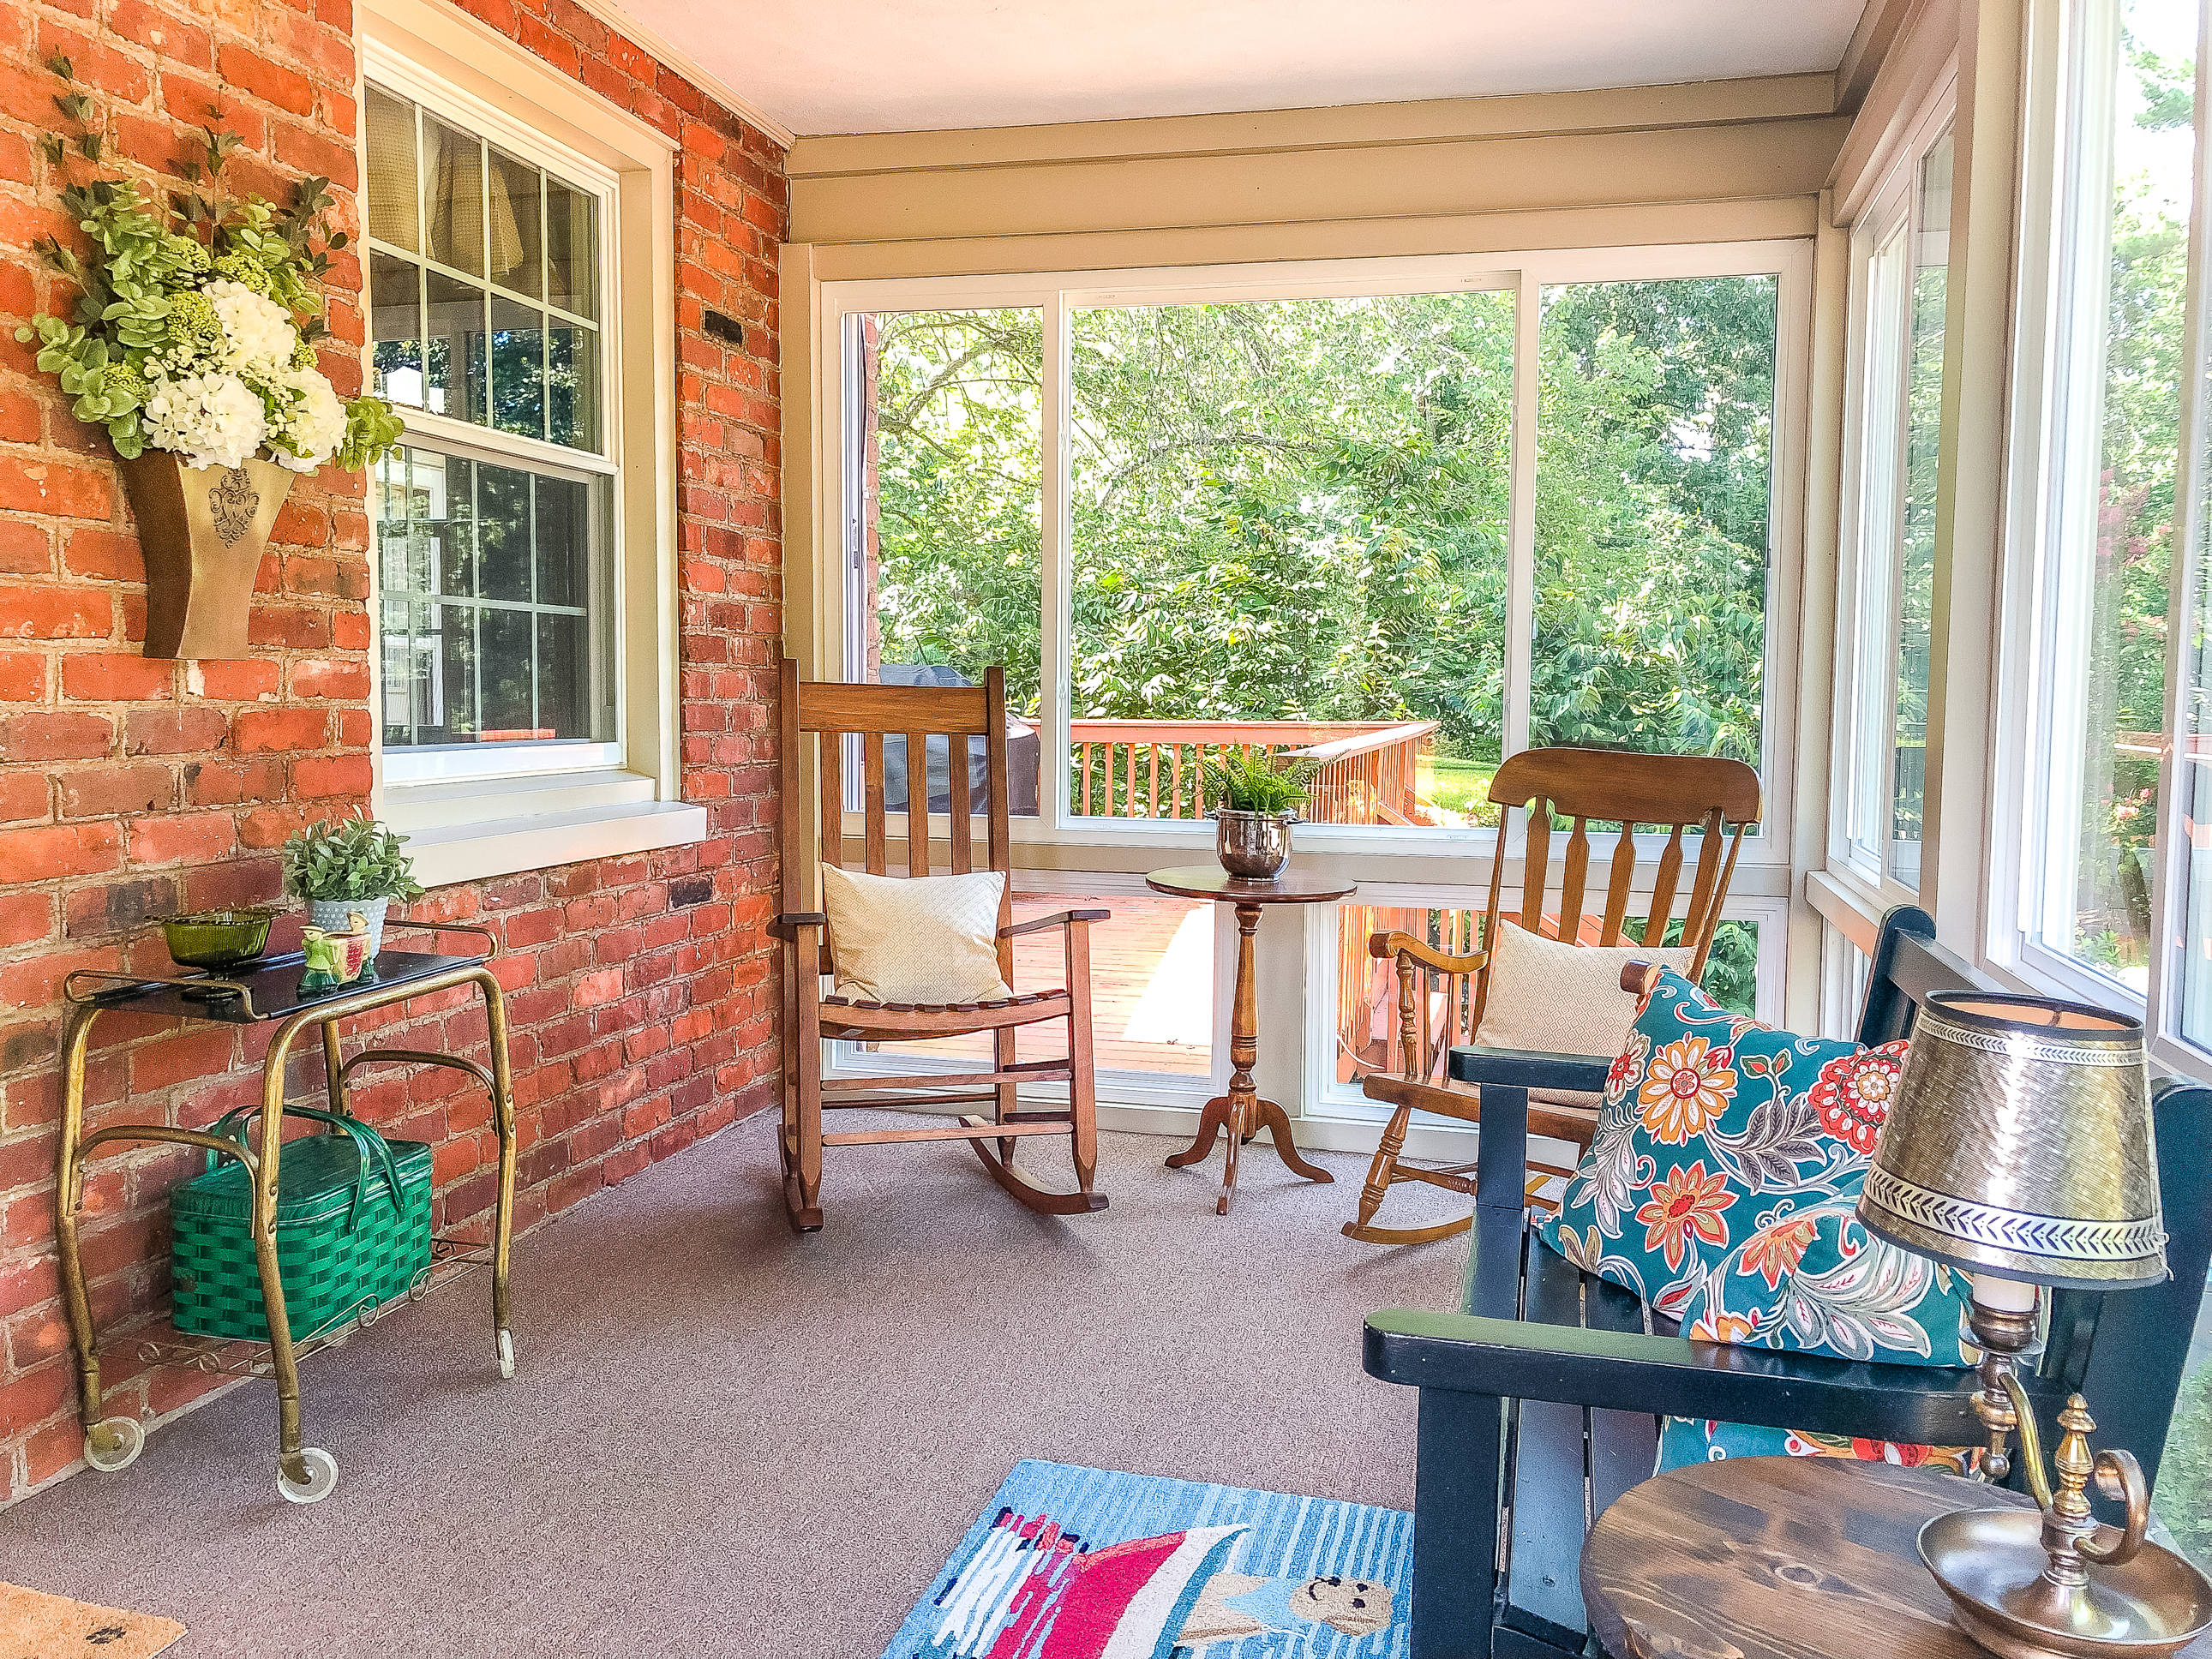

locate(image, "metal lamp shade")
[[1856, 991, 2167, 1292]]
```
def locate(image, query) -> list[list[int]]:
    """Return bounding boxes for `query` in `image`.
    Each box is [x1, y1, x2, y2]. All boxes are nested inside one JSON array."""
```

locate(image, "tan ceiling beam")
[[788, 75, 1839, 180], [1833, 0, 1930, 115]]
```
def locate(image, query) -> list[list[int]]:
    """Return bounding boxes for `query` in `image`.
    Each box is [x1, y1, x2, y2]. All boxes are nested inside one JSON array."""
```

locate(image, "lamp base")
[[1920, 1508, 2212, 1659]]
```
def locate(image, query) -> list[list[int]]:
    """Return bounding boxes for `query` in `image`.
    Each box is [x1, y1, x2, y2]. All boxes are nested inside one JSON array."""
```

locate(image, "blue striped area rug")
[[882, 1460, 1412, 1659]]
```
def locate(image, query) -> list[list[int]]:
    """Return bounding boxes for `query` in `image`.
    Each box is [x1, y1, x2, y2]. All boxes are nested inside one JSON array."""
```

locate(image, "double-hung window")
[[357, 17, 697, 887], [1833, 93, 1956, 898], [367, 76, 616, 766]]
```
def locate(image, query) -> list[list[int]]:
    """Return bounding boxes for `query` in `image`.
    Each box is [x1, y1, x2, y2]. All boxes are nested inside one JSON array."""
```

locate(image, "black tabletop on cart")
[[83, 950, 484, 1025]]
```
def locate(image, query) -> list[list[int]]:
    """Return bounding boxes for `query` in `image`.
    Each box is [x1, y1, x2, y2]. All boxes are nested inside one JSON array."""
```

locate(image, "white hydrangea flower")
[[271, 368, 346, 472], [143, 370, 268, 470], [204, 278, 300, 380]]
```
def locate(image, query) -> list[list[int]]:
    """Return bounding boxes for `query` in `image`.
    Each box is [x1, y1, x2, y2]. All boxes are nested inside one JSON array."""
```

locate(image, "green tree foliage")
[[867, 278, 1776, 771]]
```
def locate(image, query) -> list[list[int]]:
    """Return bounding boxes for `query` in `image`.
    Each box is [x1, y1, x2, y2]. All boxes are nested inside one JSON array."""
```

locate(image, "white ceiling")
[[610, 0, 1868, 139]]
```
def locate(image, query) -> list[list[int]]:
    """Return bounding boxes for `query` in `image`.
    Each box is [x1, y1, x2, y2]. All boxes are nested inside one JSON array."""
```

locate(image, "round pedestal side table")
[[1580, 1455, 2212, 1659], [1143, 865, 1357, 1215]]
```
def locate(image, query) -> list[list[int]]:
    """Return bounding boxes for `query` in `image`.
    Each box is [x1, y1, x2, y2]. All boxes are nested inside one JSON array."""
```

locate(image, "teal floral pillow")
[[1655, 1415, 1978, 1475], [1538, 968, 1975, 1369]]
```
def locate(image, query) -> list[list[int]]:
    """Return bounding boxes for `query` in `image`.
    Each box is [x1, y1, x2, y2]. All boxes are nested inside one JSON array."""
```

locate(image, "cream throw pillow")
[[1472, 919, 1696, 1106], [818, 865, 1015, 1005]]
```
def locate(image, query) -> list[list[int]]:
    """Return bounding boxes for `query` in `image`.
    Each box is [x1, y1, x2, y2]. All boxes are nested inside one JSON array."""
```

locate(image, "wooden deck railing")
[[1068, 719, 1442, 825]]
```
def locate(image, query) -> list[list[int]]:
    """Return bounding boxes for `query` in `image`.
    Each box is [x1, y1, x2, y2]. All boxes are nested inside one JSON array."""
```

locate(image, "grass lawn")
[[1427, 754, 1500, 821], [2155, 1359, 2210, 1568]]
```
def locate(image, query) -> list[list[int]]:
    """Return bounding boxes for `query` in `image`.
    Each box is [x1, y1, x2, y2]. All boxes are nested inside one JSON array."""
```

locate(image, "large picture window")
[[365, 75, 618, 766], [834, 248, 1803, 851], [2007, 0, 2197, 1002]]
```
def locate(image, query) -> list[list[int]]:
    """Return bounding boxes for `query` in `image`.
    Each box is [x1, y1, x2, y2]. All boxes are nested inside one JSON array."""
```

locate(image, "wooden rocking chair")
[[1343, 746, 1761, 1245], [772, 658, 1110, 1231]]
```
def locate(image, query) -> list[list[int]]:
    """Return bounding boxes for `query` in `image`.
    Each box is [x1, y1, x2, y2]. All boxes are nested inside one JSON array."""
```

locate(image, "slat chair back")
[[778, 662, 1016, 986], [1400, 748, 1762, 1089]]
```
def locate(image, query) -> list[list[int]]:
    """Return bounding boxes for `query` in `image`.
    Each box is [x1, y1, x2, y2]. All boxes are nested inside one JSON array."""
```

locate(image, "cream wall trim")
[[1836, 0, 1934, 117], [1831, 0, 1962, 222], [786, 75, 1840, 180], [1927, 0, 2024, 956], [361, 0, 678, 163], [782, 241, 830, 677], [791, 117, 1849, 248], [561, 0, 795, 147], [406, 802, 710, 889], [1789, 192, 1852, 1032], [801, 201, 1821, 284], [1807, 868, 1886, 954]]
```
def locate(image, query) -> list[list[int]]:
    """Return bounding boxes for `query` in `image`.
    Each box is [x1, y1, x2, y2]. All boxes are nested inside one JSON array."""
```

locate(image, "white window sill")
[[385, 770, 708, 888]]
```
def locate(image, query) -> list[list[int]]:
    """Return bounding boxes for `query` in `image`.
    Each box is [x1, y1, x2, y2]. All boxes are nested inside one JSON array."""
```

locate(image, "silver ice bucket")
[[1212, 808, 1297, 879]]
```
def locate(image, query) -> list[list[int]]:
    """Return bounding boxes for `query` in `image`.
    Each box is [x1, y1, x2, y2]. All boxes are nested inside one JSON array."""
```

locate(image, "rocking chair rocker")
[[1344, 746, 1760, 1245], [772, 658, 1110, 1230]]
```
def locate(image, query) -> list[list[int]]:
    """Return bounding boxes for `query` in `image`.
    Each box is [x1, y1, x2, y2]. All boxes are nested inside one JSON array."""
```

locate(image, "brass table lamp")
[[1856, 991, 2212, 1659]]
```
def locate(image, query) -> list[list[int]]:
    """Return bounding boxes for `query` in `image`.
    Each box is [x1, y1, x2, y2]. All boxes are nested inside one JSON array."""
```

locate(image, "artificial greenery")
[[1207, 749, 1316, 817], [13, 60, 403, 469], [281, 814, 425, 904]]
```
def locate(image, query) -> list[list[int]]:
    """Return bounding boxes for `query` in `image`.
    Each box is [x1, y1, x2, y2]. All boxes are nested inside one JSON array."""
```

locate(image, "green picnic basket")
[[170, 1105, 433, 1343]]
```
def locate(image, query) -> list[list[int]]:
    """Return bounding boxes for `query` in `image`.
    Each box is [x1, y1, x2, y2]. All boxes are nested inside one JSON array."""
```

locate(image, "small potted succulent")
[[1206, 750, 1319, 879], [280, 813, 424, 958]]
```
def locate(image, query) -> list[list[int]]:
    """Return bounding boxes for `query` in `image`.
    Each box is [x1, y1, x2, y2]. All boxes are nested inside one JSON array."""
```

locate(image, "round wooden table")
[[1144, 865, 1356, 1215], [1581, 1456, 2212, 1659]]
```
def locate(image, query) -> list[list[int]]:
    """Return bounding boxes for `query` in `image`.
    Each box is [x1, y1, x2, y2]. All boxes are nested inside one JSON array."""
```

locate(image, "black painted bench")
[[1362, 906, 2212, 1659]]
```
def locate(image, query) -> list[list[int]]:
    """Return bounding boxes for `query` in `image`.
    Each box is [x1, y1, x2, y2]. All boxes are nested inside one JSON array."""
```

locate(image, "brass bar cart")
[[53, 921, 517, 1504]]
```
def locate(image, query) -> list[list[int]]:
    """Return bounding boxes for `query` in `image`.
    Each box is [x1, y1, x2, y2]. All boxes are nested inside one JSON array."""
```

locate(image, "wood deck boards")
[[883, 890, 1214, 1077]]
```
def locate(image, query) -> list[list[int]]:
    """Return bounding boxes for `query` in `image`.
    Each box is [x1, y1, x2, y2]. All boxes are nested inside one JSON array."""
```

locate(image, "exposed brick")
[[189, 660, 280, 701], [126, 812, 236, 866], [0, 1, 791, 1498], [61, 654, 172, 702], [0, 711, 111, 762], [217, 42, 313, 115], [0, 654, 44, 700], [57, 762, 174, 818], [63, 876, 175, 939], [0, 772, 45, 824], [291, 752, 369, 798], [0, 585, 107, 638], [125, 708, 226, 756], [0, 458, 111, 520], [233, 708, 327, 753], [0, 821, 121, 881]]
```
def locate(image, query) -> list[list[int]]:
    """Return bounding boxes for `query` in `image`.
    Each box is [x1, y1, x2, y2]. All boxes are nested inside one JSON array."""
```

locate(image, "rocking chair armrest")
[[1367, 930, 1487, 973], [770, 912, 828, 938], [1361, 1309, 1995, 1444], [998, 908, 1112, 938], [1446, 1045, 1613, 1095]]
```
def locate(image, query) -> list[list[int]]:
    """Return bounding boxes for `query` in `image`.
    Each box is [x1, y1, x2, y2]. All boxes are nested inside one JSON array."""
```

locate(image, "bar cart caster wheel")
[[497, 1328, 514, 1380], [83, 1416, 142, 1473], [277, 1447, 338, 1504]]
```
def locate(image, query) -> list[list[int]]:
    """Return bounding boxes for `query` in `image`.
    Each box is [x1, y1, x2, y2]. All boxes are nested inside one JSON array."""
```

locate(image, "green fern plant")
[[280, 812, 424, 903], [1206, 749, 1317, 816]]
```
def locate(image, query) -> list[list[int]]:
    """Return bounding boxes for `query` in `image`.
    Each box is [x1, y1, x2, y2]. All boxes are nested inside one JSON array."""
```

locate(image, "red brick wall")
[[0, 0, 784, 1501]]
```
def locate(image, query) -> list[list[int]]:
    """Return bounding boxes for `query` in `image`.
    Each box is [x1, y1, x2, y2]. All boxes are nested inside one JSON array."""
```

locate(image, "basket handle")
[[204, 1104, 405, 1232]]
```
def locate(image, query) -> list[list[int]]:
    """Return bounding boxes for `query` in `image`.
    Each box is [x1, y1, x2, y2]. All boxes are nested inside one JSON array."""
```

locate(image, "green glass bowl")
[[162, 907, 280, 972]]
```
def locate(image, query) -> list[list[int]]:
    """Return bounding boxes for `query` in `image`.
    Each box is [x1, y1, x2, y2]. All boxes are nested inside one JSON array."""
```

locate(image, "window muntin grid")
[[365, 81, 602, 453]]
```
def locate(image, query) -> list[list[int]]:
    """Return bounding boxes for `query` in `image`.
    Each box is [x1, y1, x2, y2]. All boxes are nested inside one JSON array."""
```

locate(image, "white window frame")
[[1828, 77, 1958, 913], [1989, 0, 2206, 1044], [361, 0, 702, 886], [811, 241, 1813, 889]]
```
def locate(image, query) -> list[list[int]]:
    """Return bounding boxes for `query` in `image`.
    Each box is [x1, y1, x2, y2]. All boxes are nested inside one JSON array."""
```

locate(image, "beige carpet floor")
[[0, 1113, 1471, 1656]]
